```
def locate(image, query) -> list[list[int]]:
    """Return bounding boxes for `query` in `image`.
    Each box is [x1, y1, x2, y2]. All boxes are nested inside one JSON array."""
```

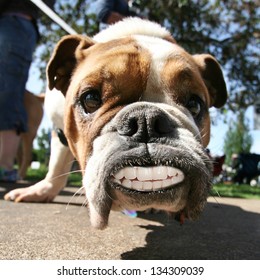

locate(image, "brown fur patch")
[[161, 53, 213, 146], [64, 38, 151, 167]]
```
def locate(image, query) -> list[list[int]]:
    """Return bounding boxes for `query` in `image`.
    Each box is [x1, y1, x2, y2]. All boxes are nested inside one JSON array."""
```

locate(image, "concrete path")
[[0, 182, 259, 259]]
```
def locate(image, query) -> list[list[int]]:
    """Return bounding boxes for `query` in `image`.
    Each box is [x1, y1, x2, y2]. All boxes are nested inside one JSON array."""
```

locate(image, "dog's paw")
[[4, 180, 58, 203]]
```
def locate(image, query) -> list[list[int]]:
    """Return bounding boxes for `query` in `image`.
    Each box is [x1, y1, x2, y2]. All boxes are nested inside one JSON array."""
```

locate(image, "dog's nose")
[[117, 105, 174, 142]]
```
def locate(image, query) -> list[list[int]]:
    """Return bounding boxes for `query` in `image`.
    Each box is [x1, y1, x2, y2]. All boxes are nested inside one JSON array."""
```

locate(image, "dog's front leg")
[[4, 131, 74, 202]]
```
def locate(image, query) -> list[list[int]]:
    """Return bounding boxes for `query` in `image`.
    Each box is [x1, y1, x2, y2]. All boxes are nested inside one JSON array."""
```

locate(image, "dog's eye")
[[80, 90, 102, 113], [186, 96, 203, 119]]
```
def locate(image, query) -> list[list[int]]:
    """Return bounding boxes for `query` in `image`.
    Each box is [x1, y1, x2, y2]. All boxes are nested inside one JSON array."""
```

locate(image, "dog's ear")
[[47, 35, 95, 95], [193, 54, 227, 108]]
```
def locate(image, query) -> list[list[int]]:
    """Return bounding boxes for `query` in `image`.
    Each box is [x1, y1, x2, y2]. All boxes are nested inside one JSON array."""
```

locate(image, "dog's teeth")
[[114, 179, 121, 185], [136, 167, 153, 181], [132, 180, 143, 191], [113, 166, 184, 192], [114, 169, 124, 180], [162, 178, 173, 188], [143, 181, 153, 191], [124, 167, 137, 180], [171, 172, 184, 185], [152, 180, 163, 191], [154, 166, 168, 180], [167, 166, 176, 176], [122, 178, 132, 189]]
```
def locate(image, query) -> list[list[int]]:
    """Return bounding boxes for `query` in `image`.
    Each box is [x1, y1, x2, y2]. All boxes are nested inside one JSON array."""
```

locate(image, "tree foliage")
[[223, 112, 253, 165], [34, 0, 259, 114], [35, 0, 98, 86]]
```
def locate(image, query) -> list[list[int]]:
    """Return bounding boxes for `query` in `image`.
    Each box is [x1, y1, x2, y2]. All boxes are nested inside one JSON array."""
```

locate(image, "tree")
[[34, 0, 98, 86], [223, 111, 253, 165]]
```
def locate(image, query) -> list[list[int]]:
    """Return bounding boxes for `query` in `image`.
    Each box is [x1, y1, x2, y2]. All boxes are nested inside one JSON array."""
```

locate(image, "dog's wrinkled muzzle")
[[84, 103, 212, 229]]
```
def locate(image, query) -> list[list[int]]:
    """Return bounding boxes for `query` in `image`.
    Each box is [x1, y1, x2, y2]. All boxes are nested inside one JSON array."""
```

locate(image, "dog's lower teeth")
[[112, 166, 184, 191]]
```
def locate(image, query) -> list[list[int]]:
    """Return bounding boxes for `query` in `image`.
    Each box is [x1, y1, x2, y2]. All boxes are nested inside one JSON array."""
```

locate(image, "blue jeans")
[[0, 15, 37, 133]]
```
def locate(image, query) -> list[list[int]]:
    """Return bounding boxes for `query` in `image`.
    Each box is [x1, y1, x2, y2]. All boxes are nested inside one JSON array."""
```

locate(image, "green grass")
[[25, 165, 48, 181], [25, 166, 260, 199], [212, 183, 260, 199]]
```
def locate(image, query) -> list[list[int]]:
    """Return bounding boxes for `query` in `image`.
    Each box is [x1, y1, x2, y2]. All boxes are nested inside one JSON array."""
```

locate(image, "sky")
[[26, 62, 260, 157]]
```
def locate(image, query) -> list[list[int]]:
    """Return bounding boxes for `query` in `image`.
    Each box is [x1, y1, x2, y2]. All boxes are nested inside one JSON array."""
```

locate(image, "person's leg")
[[0, 130, 20, 170], [0, 16, 37, 181]]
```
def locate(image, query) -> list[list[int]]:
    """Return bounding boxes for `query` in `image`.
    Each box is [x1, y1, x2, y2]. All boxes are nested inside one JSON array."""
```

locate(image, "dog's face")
[[47, 19, 227, 229]]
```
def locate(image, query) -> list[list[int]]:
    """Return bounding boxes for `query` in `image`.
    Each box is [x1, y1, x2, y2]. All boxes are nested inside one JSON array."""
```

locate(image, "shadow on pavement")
[[121, 202, 260, 260]]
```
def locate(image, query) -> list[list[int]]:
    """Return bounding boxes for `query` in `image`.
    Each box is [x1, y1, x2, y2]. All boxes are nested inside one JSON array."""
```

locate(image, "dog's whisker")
[[66, 186, 85, 210], [208, 189, 222, 208], [49, 169, 83, 182], [80, 198, 89, 213], [210, 188, 221, 198]]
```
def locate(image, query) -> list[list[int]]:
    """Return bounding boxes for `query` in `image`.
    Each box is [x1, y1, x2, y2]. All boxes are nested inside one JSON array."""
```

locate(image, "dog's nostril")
[[118, 117, 139, 136], [153, 116, 173, 135], [117, 107, 175, 141]]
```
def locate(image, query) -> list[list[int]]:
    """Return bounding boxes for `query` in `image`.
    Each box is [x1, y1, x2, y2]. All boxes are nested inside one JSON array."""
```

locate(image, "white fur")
[[93, 17, 171, 43], [134, 35, 181, 104], [44, 87, 65, 130]]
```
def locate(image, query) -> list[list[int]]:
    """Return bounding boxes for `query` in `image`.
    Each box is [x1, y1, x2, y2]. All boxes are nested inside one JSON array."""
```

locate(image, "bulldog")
[[5, 18, 227, 229]]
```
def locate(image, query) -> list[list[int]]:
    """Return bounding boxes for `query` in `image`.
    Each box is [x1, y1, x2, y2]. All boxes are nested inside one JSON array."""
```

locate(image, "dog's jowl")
[[6, 18, 227, 229]]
